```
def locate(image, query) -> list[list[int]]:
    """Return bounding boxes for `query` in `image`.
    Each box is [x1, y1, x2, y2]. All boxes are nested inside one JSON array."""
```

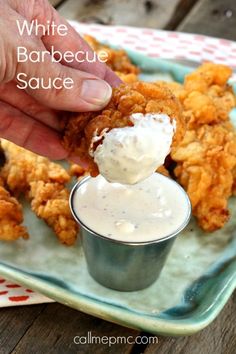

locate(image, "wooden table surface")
[[1, 0, 236, 353]]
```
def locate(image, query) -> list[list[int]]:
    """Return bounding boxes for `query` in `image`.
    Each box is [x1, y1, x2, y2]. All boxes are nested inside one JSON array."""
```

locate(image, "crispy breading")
[[0, 177, 29, 241], [116, 72, 139, 83], [69, 164, 86, 178], [63, 81, 184, 176], [156, 165, 170, 177], [170, 63, 236, 231], [1, 141, 70, 195], [84, 34, 140, 75], [29, 181, 77, 246], [163, 63, 235, 128], [1, 141, 78, 245], [68, 163, 90, 183]]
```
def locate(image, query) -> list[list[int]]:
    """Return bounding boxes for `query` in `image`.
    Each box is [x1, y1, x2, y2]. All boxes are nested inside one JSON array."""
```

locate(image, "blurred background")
[[50, 0, 235, 40]]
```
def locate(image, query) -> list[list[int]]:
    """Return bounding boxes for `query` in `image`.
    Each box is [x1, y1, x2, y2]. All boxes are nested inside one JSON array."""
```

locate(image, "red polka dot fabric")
[[0, 278, 53, 307], [71, 21, 236, 83]]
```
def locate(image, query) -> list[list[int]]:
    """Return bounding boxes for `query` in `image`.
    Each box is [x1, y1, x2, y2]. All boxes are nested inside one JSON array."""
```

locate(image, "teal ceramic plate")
[[0, 53, 236, 336]]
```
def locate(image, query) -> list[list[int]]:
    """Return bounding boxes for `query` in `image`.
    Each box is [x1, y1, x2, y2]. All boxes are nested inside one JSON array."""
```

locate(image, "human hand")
[[0, 0, 121, 160]]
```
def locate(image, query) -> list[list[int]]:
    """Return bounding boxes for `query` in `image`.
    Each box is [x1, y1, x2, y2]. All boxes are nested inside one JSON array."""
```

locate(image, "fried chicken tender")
[[1, 141, 70, 195], [29, 181, 77, 246], [63, 81, 184, 176], [1, 141, 78, 245], [84, 35, 139, 83], [156, 165, 170, 177], [164, 63, 235, 128], [69, 164, 87, 178], [170, 63, 236, 231], [116, 72, 139, 83], [0, 177, 29, 241], [84, 34, 140, 75]]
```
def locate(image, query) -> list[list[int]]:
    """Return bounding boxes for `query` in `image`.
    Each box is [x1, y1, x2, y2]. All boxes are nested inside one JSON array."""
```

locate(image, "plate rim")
[[0, 258, 235, 336]]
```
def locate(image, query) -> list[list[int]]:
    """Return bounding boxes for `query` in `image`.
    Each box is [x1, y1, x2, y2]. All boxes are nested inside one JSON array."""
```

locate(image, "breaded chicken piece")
[[84, 35, 139, 83], [0, 177, 29, 241], [163, 63, 235, 128], [1, 140, 70, 195], [172, 123, 236, 231], [84, 34, 140, 75], [116, 72, 139, 83], [1, 141, 78, 245], [68, 163, 89, 181], [63, 81, 184, 176], [170, 63, 236, 231], [29, 181, 77, 246], [156, 165, 170, 177]]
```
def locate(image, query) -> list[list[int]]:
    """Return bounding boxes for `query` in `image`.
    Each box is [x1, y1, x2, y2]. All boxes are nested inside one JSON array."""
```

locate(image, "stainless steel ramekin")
[[70, 176, 191, 291]]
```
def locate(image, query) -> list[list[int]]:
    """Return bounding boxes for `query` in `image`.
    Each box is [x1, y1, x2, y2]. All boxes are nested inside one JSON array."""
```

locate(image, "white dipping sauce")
[[92, 113, 175, 185], [72, 173, 190, 242]]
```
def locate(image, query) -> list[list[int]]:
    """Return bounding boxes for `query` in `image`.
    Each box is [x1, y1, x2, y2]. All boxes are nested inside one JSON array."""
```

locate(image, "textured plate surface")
[[0, 53, 235, 335]]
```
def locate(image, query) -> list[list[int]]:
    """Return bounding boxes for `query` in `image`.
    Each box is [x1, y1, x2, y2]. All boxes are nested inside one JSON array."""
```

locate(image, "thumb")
[[17, 49, 112, 112]]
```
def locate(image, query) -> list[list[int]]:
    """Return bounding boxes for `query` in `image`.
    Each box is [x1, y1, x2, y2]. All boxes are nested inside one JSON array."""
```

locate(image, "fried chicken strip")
[[63, 81, 184, 176], [84, 36, 139, 84], [1, 141, 70, 195], [0, 177, 29, 241], [169, 63, 236, 231], [1, 141, 78, 245], [29, 181, 77, 246], [84, 34, 140, 75], [116, 72, 139, 83]]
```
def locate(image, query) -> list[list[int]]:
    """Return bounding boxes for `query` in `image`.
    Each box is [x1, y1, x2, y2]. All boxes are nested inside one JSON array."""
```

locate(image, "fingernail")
[[81, 79, 112, 108]]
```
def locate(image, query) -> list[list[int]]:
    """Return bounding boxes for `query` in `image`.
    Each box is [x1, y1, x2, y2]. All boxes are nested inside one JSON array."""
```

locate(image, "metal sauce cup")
[[70, 176, 191, 292]]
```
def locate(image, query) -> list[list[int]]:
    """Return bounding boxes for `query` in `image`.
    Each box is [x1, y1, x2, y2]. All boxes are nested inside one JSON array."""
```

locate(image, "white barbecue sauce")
[[73, 173, 190, 242]]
